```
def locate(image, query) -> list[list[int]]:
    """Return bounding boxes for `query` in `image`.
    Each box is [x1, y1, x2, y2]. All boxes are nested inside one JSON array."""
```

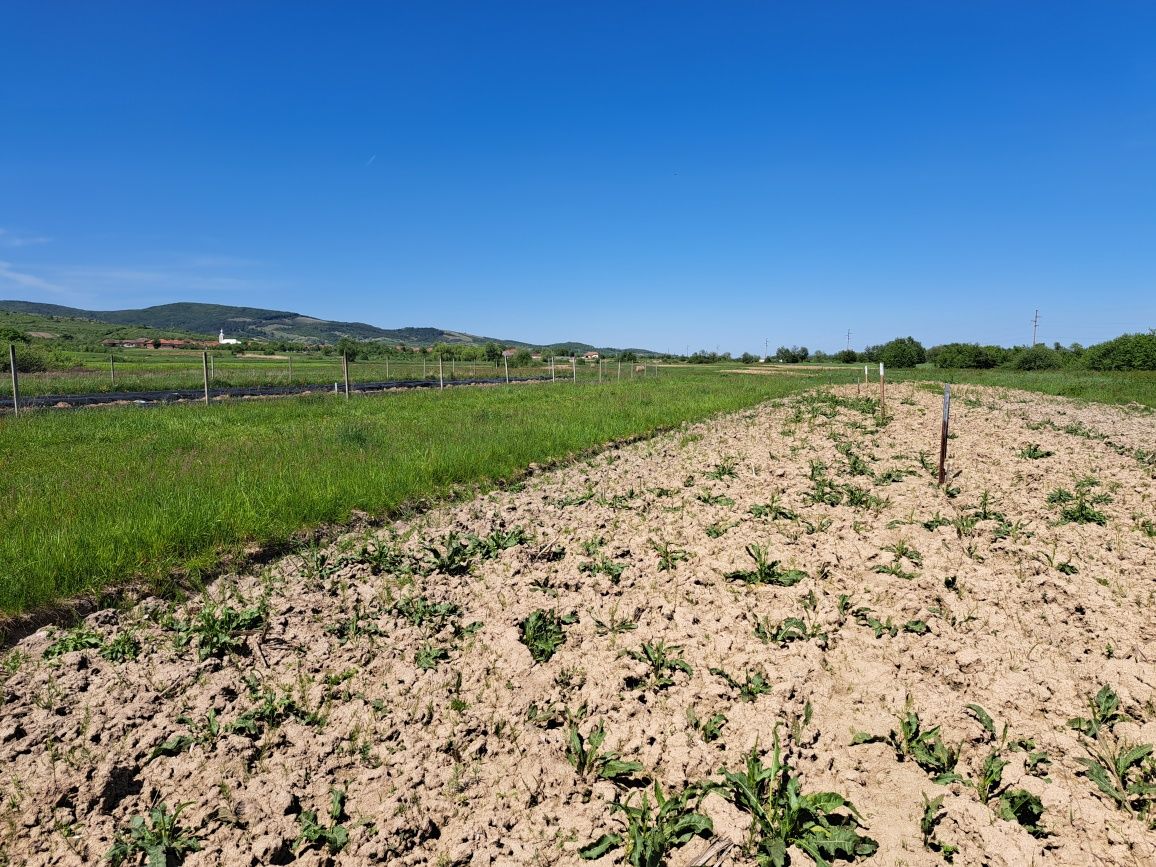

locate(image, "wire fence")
[[2, 347, 660, 411]]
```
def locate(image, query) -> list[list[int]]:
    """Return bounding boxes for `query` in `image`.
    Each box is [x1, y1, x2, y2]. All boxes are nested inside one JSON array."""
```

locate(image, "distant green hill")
[[0, 299, 655, 354]]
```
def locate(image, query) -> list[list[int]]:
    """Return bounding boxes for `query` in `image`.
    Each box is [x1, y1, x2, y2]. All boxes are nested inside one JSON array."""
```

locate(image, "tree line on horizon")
[[689, 329, 1156, 371]]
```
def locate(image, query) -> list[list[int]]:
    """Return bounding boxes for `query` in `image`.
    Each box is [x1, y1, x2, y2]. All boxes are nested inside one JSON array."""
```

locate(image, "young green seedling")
[[651, 539, 689, 571], [854, 709, 962, 784], [726, 544, 807, 587], [566, 720, 645, 784], [624, 641, 693, 691], [578, 781, 713, 867], [519, 609, 578, 663], [107, 802, 202, 867], [710, 666, 773, 702], [715, 730, 878, 867], [294, 788, 350, 855], [919, 794, 958, 862]]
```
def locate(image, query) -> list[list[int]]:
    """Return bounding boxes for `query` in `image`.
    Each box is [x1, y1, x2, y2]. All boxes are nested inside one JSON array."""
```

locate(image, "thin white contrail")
[[365, 154, 376, 166]]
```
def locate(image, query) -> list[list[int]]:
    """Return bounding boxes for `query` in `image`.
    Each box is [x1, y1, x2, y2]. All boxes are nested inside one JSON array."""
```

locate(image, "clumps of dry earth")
[[2, 383, 1156, 867]]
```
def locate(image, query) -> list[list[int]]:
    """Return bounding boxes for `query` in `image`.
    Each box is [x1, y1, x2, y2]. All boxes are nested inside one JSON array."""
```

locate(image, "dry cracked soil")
[[3, 383, 1156, 867]]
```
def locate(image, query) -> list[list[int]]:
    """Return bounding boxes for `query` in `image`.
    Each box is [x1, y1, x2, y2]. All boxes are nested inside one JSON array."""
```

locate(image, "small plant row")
[[1068, 685, 1156, 826], [804, 461, 887, 511], [1047, 477, 1113, 526], [576, 726, 879, 867], [853, 701, 1049, 851]]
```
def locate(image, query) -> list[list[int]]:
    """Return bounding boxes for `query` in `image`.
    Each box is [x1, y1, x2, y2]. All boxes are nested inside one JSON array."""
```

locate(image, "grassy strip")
[[0, 371, 816, 615], [779, 364, 1156, 410], [897, 368, 1156, 409]]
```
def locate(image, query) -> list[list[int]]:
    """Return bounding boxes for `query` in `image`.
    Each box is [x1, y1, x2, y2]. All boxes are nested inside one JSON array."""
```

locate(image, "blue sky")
[[2, 2, 1154, 354]]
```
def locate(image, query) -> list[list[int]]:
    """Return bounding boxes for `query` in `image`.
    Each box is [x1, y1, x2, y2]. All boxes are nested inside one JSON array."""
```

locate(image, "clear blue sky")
[[2, 2, 1154, 354]]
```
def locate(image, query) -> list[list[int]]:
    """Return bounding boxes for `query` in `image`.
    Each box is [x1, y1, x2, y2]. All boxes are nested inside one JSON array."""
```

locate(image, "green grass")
[[0, 370, 819, 615], [830, 366, 1156, 409]]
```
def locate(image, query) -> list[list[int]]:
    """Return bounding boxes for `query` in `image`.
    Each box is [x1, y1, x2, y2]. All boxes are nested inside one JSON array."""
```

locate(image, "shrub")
[[0, 344, 48, 373], [877, 336, 926, 369]]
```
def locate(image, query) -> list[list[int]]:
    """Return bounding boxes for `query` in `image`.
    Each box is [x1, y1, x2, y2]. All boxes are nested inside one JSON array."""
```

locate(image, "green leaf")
[[578, 834, 622, 860], [965, 704, 996, 740]]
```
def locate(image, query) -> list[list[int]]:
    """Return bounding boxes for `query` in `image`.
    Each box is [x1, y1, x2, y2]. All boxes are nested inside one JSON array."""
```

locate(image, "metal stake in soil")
[[202, 351, 210, 405], [8, 344, 19, 416], [938, 383, 951, 485]]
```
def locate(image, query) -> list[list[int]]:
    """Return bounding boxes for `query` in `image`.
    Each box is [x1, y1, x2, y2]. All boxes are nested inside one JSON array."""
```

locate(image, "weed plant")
[[715, 731, 878, 867]]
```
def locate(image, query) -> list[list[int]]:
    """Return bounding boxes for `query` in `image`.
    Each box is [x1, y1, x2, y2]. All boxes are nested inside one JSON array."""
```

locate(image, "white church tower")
[[218, 328, 240, 345]]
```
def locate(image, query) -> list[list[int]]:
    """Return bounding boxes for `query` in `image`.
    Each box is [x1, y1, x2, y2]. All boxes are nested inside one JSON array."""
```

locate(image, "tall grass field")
[[0, 370, 821, 615]]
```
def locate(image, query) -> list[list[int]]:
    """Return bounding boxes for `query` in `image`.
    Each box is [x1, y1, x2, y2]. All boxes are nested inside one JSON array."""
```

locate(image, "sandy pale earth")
[[2, 384, 1155, 867]]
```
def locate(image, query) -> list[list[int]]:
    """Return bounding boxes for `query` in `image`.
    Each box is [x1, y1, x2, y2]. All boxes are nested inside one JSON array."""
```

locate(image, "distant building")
[[583, 351, 600, 360], [218, 329, 241, 346], [502, 348, 518, 358]]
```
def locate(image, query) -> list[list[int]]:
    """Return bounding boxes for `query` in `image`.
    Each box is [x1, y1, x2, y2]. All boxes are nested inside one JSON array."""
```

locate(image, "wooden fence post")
[[202, 351, 210, 405], [342, 353, 350, 398], [288, 353, 293, 381], [438, 356, 444, 389], [572, 358, 576, 383], [8, 344, 19, 416], [878, 362, 885, 421], [938, 383, 951, 485], [504, 355, 509, 383], [110, 353, 116, 387]]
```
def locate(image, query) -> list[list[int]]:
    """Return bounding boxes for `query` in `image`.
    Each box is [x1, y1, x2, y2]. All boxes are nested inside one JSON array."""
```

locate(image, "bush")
[[0, 345, 48, 373], [1082, 331, 1156, 371], [835, 349, 858, 364], [878, 336, 926, 369], [1008, 344, 1062, 370], [929, 342, 998, 369]]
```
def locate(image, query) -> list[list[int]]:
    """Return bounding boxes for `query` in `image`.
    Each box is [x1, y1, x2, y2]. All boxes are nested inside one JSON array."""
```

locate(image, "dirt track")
[[2, 384, 1155, 866]]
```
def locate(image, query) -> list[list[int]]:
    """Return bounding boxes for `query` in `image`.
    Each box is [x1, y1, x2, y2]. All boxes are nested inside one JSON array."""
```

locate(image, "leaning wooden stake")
[[201, 351, 210, 405], [9, 344, 19, 416], [110, 353, 116, 387], [342, 353, 350, 398], [878, 362, 886, 421], [504, 355, 509, 383], [938, 383, 951, 485], [572, 358, 576, 383], [438, 356, 444, 389]]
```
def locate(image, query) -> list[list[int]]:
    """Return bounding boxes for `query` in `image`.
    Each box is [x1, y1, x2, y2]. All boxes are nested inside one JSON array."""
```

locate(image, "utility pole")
[[1031, 309, 1040, 346], [846, 329, 852, 351], [764, 337, 768, 361]]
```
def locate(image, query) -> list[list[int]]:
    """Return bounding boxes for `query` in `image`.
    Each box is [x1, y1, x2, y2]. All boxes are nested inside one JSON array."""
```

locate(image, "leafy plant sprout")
[[715, 729, 878, 866], [725, 544, 807, 587], [519, 609, 577, 663], [578, 781, 713, 866], [107, 802, 202, 867], [624, 641, 693, 691], [651, 539, 689, 572]]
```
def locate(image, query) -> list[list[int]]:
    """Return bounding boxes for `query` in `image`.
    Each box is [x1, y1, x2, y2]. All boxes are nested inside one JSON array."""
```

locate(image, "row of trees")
[[753, 331, 1156, 371]]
